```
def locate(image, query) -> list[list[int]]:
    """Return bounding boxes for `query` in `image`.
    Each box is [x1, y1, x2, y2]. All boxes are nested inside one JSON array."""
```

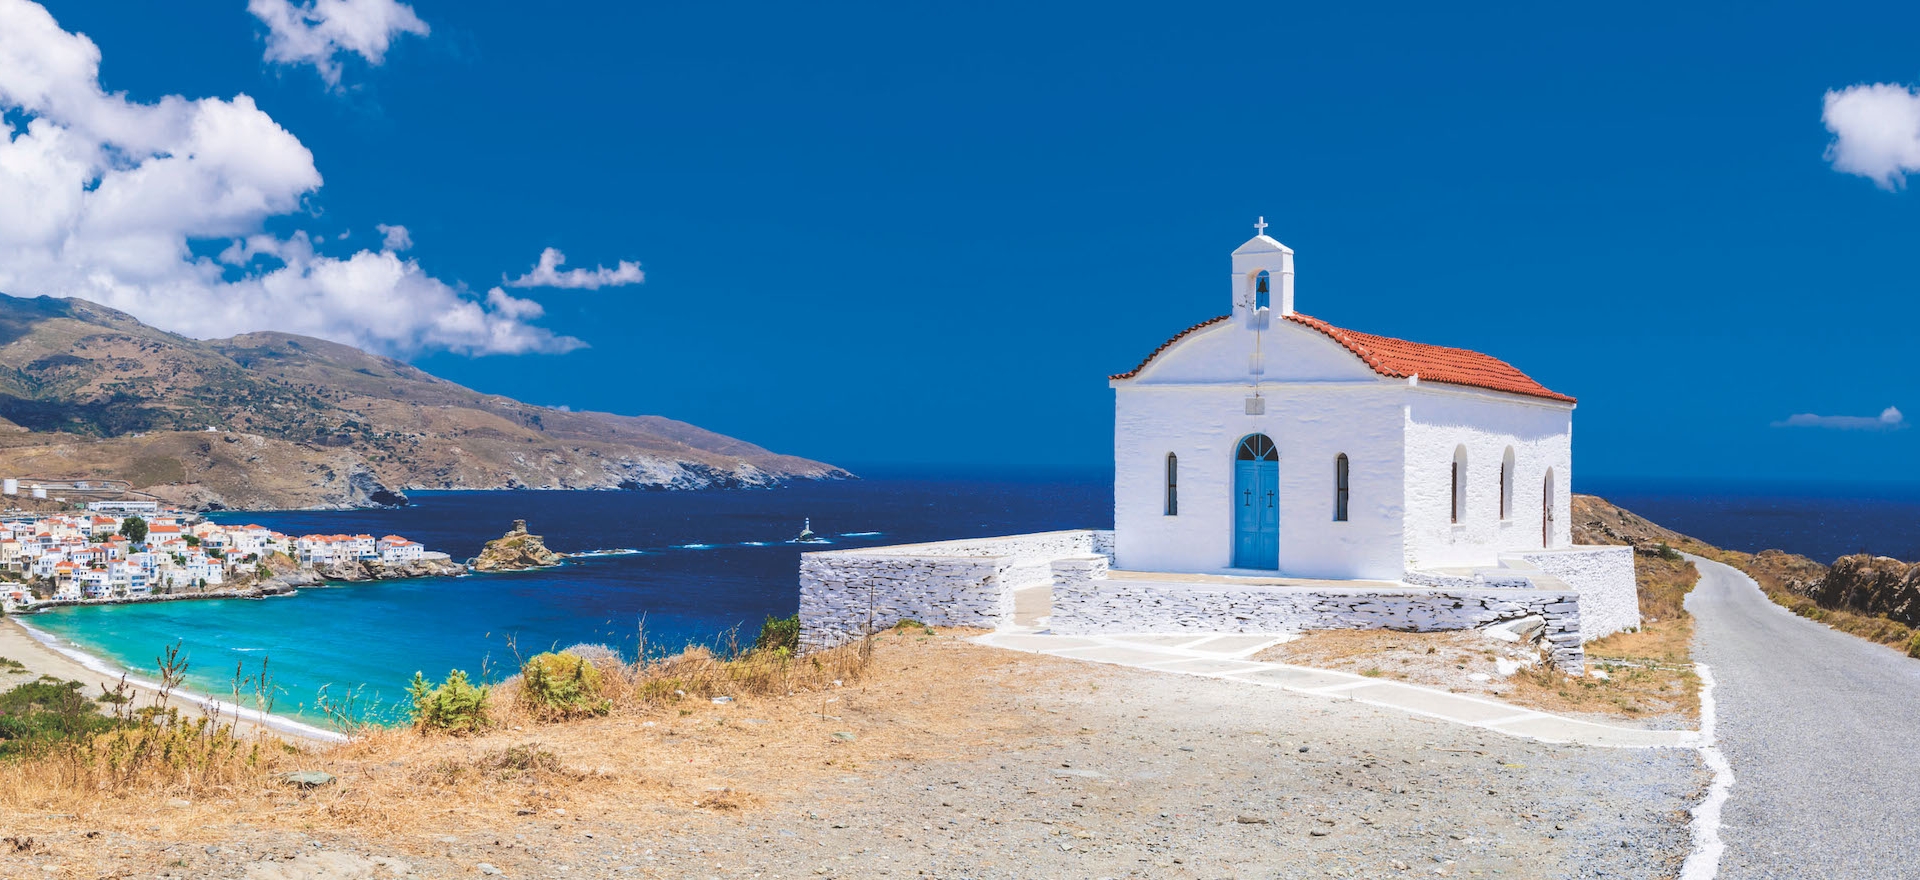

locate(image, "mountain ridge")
[[0, 294, 848, 509]]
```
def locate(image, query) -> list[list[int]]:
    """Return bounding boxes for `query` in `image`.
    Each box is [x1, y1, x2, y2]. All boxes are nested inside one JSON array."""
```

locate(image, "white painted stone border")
[[1680, 662, 1731, 880]]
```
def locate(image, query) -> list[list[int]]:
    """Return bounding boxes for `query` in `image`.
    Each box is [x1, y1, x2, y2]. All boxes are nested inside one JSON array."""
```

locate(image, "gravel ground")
[[1, 639, 1701, 879], [1688, 555, 1920, 878]]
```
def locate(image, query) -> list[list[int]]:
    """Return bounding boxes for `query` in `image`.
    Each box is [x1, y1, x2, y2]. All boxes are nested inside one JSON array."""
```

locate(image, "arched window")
[[1254, 270, 1271, 310], [1500, 447, 1515, 521], [1236, 434, 1278, 461], [1333, 454, 1350, 522], [1451, 445, 1468, 524], [1164, 453, 1178, 516]]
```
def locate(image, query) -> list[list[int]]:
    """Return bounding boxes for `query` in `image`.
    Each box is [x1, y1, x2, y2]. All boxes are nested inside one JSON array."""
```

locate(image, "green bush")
[[1905, 631, 1920, 659], [753, 614, 800, 653], [519, 651, 610, 721], [1655, 542, 1682, 562], [406, 669, 491, 734], [0, 676, 120, 754]]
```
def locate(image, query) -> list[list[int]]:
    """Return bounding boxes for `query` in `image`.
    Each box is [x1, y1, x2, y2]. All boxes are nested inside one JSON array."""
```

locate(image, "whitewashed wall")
[[1514, 546, 1639, 640], [798, 530, 1110, 648], [1401, 388, 1573, 570], [1113, 320, 1408, 580], [1051, 555, 1584, 671]]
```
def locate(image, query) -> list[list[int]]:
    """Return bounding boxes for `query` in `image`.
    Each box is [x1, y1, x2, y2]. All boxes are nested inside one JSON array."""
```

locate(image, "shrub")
[[560, 642, 624, 666], [753, 614, 800, 654], [406, 670, 491, 734], [1655, 542, 1682, 562], [519, 651, 610, 721], [0, 676, 119, 753]]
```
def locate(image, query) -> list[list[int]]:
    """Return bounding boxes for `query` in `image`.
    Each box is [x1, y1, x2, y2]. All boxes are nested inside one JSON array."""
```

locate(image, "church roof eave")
[[1108, 315, 1232, 381], [1109, 312, 1575, 404]]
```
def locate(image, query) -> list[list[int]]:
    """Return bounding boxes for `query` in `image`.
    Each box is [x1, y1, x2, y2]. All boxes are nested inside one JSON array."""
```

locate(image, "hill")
[[0, 295, 848, 509]]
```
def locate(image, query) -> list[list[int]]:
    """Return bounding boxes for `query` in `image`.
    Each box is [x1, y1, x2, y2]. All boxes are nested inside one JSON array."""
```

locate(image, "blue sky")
[[10, 1, 1920, 484]]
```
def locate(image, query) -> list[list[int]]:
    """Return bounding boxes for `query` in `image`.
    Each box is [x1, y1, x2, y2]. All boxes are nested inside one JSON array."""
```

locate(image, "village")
[[0, 499, 452, 611]]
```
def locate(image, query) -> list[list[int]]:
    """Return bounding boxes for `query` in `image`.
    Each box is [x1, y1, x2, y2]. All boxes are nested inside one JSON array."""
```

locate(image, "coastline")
[[2, 616, 347, 743]]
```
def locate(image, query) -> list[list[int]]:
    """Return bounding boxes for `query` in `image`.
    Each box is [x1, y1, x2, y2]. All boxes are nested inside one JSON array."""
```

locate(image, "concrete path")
[[974, 629, 1696, 749], [1687, 554, 1920, 878]]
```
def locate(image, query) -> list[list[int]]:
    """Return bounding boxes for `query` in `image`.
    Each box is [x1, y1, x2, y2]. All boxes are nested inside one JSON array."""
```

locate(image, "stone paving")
[[973, 628, 1698, 749]]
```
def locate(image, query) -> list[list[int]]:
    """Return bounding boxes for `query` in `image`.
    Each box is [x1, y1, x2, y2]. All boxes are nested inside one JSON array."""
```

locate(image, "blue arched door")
[[1233, 434, 1279, 569]]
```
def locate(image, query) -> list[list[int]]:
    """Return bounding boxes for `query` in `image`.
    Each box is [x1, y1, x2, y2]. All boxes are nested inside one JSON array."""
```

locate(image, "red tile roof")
[[1111, 312, 1574, 403]]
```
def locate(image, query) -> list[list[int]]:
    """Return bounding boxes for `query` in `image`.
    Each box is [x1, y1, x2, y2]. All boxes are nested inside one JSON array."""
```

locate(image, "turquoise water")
[[25, 473, 1109, 725]]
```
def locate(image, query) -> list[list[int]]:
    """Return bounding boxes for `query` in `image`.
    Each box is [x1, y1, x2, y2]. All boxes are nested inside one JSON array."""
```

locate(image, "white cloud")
[[0, 0, 579, 356], [376, 222, 411, 252], [506, 247, 645, 290], [1773, 406, 1907, 431], [248, 0, 428, 88], [1823, 83, 1920, 189]]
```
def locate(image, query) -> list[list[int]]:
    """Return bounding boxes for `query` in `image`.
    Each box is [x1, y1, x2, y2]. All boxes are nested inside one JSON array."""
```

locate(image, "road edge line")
[[1679, 661, 1732, 880]]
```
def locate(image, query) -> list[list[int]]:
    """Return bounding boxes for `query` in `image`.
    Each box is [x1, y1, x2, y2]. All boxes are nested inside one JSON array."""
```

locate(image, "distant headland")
[[0, 294, 850, 511]]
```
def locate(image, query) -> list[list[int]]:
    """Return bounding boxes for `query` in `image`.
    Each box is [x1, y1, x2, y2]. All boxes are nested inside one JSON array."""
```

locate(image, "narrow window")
[[1164, 453, 1178, 516], [1499, 447, 1515, 521], [1333, 454, 1350, 522], [1255, 270, 1271, 310], [1451, 462, 1459, 523], [1451, 445, 1468, 524]]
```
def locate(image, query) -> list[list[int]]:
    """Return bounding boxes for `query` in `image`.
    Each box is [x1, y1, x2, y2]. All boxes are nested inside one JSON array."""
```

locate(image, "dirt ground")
[[1254, 629, 1699, 730], [0, 630, 1702, 879]]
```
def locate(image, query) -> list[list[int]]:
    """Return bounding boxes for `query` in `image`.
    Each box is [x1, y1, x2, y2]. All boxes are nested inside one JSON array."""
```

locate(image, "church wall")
[[1113, 381, 1406, 580], [1402, 389, 1574, 570]]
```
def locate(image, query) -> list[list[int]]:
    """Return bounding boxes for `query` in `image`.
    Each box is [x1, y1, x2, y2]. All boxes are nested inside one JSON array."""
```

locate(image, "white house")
[[797, 220, 1637, 665], [1110, 224, 1573, 579], [378, 536, 423, 563]]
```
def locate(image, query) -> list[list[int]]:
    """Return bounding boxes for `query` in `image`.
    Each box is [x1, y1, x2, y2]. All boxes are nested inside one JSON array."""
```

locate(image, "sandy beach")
[[0, 616, 345, 743]]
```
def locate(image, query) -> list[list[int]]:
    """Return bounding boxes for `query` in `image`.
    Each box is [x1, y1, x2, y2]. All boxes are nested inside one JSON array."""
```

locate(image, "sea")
[[23, 470, 1920, 726], [24, 467, 1108, 724]]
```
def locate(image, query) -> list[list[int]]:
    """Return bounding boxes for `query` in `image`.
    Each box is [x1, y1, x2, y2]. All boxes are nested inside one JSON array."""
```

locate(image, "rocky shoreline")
[[471, 520, 566, 572], [309, 557, 469, 582]]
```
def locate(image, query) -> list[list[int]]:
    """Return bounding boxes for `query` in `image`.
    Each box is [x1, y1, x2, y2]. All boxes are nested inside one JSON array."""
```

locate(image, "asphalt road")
[[1687, 555, 1920, 879]]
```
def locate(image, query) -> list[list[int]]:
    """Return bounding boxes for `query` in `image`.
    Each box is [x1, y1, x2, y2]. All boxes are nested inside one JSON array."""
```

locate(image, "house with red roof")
[[1110, 223, 1580, 578], [1102, 222, 1637, 639]]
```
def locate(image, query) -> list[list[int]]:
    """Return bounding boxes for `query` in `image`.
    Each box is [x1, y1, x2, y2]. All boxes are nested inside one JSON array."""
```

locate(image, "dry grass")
[[0, 624, 894, 846], [0, 622, 1045, 865]]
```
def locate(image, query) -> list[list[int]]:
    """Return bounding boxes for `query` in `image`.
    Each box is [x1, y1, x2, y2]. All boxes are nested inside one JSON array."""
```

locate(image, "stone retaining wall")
[[1403, 570, 1537, 590], [1050, 555, 1584, 671], [1510, 545, 1639, 641], [798, 530, 1112, 648]]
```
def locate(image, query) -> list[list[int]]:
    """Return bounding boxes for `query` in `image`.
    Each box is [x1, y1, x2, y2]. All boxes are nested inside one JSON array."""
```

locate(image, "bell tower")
[[1230, 216, 1294, 322]]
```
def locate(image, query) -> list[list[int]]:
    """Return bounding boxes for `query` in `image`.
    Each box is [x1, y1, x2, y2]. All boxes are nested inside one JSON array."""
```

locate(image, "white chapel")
[[1109, 220, 1576, 582], [798, 219, 1636, 664]]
